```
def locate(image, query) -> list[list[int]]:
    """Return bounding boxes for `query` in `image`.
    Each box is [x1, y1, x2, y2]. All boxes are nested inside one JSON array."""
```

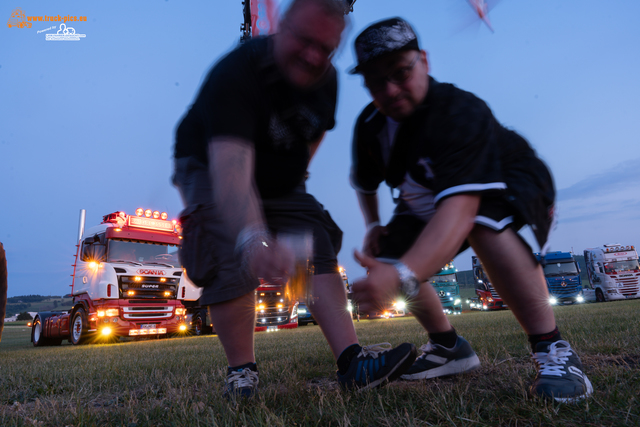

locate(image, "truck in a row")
[[583, 244, 640, 302], [535, 251, 584, 305], [428, 261, 462, 314], [32, 209, 188, 346], [468, 244, 640, 310]]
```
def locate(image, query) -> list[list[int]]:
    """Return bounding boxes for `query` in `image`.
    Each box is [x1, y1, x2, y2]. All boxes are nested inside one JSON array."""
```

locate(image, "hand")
[[247, 239, 295, 284], [362, 225, 388, 257], [351, 250, 401, 313]]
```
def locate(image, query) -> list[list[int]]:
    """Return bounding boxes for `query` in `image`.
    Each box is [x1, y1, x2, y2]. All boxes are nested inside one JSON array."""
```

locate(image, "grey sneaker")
[[401, 336, 481, 380], [223, 368, 259, 401], [530, 340, 593, 402], [337, 342, 417, 391]]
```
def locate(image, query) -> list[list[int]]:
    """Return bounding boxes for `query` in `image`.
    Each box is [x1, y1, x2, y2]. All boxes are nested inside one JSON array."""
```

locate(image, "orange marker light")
[[136, 208, 144, 216]]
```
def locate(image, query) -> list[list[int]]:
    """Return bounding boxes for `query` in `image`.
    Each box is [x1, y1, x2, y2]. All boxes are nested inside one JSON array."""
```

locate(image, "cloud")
[[557, 157, 640, 201]]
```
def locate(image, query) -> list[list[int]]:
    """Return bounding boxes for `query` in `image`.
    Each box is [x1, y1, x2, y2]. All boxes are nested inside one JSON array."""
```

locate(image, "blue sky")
[[2, 0, 639, 297]]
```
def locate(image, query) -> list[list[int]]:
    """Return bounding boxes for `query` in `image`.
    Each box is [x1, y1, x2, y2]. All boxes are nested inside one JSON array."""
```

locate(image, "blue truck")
[[535, 251, 585, 305], [428, 261, 462, 314]]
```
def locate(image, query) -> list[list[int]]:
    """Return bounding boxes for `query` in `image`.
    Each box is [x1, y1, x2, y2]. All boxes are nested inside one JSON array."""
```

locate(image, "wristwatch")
[[394, 261, 420, 298]]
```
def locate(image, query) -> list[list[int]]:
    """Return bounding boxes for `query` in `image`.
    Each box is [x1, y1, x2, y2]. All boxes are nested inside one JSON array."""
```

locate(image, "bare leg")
[[409, 282, 453, 334], [467, 226, 556, 335], [207, 291, 257, 367], [308, 273, 359, 359]]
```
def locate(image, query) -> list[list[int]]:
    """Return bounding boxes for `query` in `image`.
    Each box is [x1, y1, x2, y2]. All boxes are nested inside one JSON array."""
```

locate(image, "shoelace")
[[358, 343, 392, 359], [417, 341, 437, 359], [532, 340, 573, 377], [227, 368, 259, 388]]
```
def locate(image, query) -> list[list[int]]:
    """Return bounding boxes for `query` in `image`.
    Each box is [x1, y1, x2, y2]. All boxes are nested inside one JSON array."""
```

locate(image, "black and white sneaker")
[[530, 340, 593, 402], [401, 336, 481, 380], [223, 368, 259, 401], [337, 342, 417, 391]]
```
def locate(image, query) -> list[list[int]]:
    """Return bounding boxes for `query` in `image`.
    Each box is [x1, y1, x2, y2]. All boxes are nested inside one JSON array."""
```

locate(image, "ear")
[[420, 50, 429, 73]]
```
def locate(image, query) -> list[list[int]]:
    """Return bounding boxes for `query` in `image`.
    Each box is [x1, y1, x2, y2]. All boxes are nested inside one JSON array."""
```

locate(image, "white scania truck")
[[583, 244, 640, 302], [31, 209, 188, 346]]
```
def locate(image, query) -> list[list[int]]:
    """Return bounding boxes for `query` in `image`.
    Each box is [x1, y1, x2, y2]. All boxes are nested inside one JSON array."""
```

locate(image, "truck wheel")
[[32, 316, 49, 347], [596, 288, 606, 303], [70, 308, 90, 345]]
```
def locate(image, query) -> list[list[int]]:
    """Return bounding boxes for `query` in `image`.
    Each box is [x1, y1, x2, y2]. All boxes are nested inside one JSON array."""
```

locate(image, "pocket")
[[178, 204, 219, 288]]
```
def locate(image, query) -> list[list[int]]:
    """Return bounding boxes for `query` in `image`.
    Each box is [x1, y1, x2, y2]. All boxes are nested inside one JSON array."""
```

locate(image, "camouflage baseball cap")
[[349, 17, 420, 74]]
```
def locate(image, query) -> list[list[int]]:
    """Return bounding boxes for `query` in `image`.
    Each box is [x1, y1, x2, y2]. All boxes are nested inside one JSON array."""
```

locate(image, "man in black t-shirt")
[[173, 0, 416, 399], [349, 18, 592, 402]]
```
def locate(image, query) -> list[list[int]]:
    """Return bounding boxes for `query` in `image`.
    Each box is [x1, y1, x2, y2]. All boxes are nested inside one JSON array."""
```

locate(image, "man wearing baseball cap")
[[349, 17, 592, 402]]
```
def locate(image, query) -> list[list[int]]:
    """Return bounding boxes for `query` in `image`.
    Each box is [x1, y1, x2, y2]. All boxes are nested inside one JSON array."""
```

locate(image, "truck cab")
[[31, 209, 188, 346], [534, 251, 584, 305], [472, 255, 507, 310], [179, 275, 298, 333], [583, 244, 640, 302], [427, 261, 462, 314]]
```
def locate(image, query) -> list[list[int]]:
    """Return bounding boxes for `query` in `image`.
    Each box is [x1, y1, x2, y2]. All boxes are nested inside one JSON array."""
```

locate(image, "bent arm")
[[208, 137, 264, 239], [400, 194, 480, 281]]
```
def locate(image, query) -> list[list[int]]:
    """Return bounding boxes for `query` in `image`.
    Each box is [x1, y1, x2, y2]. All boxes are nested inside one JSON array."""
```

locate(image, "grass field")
[[1, 300, 639, 426]]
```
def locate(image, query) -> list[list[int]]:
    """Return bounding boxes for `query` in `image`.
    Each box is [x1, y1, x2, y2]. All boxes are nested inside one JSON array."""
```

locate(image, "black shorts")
[[377, 196, 520, 260], [173, 156, 342, 305]]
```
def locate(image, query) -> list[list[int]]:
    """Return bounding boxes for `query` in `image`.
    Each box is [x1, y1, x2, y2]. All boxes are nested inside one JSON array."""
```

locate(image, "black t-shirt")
[[350, 77, 555, 248], [351, 77, 505, 203], [175, 37, 337, 199]]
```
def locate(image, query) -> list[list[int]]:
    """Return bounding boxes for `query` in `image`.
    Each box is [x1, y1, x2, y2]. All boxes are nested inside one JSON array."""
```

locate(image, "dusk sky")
[[2, 1, 639, 298]]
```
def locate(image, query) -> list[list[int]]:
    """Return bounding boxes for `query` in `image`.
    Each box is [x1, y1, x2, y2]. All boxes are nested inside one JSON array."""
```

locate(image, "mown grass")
[[1, 300, 639, 426]]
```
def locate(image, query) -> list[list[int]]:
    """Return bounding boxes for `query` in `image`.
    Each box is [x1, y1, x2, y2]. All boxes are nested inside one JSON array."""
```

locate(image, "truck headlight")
[[101, 327, 112, 336], [298, 308, 307, 314], [175, 308, 186, 315], [549, 297, 558, 305], [454, 299, 461, 305], [105, 308, 119, 317], [577, 295, 584, 303], [394, 301, 406, 310]]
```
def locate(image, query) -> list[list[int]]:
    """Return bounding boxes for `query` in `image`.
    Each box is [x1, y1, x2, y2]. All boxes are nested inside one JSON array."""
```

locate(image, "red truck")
[[471, 255, 508, 311], [31, 209, 188, 346], [179, 275, 298, 334]]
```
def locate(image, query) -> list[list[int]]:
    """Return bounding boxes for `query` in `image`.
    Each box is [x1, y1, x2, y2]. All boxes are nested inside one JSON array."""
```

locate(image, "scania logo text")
[[136, 269, 165, 275]]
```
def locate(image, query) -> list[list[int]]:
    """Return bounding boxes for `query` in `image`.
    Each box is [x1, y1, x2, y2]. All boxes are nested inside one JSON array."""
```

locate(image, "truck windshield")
[[543, 261, 578, 276], [429, 274, 457, 283], [107, 239, 179, 266], [604, 259, 640, 274]]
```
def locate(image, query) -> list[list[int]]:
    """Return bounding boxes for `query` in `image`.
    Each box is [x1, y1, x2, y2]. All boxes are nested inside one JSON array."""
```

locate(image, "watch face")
[[403, 277, 420, 297]]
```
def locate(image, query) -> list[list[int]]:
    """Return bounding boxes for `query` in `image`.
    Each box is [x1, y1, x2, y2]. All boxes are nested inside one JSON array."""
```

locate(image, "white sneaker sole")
[[552, 376, 594, 403], [401, 354, 481, 380]]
